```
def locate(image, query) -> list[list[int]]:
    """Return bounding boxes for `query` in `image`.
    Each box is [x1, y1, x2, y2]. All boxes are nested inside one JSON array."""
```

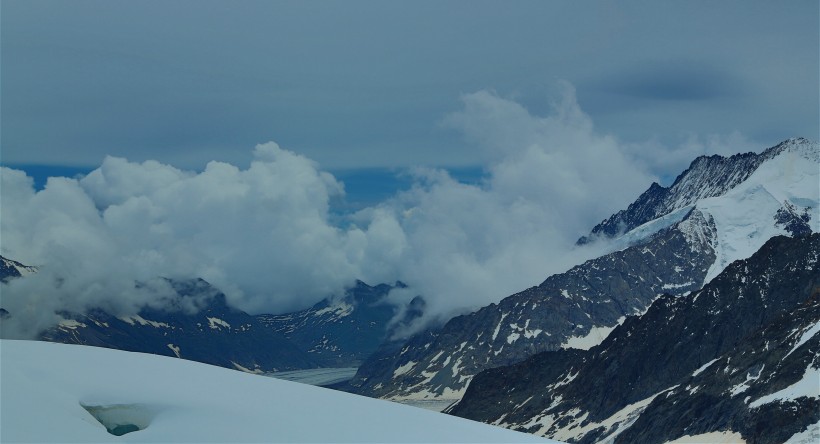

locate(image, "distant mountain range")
[[39, 278, 318, 372], [1, 265, 408, 372], [259, 280, 420, 367]]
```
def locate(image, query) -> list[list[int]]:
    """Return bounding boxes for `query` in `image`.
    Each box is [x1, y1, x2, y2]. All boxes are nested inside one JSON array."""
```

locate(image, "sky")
[[2, 0, 818, 171], [1, 1, 818, 337]]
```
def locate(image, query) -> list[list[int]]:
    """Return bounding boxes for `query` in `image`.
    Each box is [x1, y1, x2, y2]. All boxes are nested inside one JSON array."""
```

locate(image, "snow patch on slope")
[[119, 315, 171, 328], [561, 318, 624, 350], [785, 420, 820, 444], [206, 317, 230, 330], [784, 321, 820, 359], [664, 431, 745, 443], [749, 365, 820, 408], [517, 386, 675, 442]]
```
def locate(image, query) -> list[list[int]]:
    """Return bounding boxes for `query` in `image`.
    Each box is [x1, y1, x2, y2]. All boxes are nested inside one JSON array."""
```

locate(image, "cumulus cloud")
[[1, 143, 369, 337], [2, 84, 753, 338], [357, 85, 659, 332]]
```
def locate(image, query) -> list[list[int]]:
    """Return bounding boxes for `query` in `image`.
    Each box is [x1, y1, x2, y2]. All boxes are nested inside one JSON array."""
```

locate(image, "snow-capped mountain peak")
[[579, 138, 818, 245]]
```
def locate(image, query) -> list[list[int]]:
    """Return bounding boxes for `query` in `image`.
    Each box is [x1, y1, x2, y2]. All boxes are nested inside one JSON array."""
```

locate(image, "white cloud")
[[1, 143, 370, 337], [359, 86, 658, 333], [622, 130, 758, 181], [2, 85, 756, 339]]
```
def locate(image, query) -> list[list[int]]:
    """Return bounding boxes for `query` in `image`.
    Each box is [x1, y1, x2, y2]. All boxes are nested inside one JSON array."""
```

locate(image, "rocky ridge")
[[450, 233, 820, 444]]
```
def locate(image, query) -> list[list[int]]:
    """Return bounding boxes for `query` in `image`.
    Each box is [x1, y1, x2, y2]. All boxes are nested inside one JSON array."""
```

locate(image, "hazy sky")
[[2, 0, 818, 171], [1, 1, 818, 336]]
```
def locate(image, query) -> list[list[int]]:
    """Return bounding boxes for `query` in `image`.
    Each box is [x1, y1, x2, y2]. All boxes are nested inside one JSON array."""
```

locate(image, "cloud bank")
[[2, 86, 750, 337], [1, 144, 367, 337]]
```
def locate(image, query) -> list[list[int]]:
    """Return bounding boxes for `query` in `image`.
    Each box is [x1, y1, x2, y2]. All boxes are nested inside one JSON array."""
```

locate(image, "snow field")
[[0, 340, 555, 443]]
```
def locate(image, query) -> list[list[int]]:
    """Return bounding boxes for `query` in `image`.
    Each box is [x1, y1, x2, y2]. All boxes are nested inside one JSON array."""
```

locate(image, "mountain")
[[1, 254, 411, 373], [0, 256, 36, 282], [349, 209, 717, 404], [449, 233, 820, 444], [348, 138, 818, 406], [577, 137, 813, 244], [257, 280, 418, 367], [33, 277, 319, 372]]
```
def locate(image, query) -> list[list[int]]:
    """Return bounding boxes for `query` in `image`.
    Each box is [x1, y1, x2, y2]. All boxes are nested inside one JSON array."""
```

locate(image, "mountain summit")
[[578, 137, 817, 245]]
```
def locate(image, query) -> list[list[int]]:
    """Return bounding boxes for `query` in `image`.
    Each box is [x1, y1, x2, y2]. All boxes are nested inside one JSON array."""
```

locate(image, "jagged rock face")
[[450, 234, 820, 444], [775, 202, 813, 237], [349, 210, 717, 401], [577, 138, 810, 244], [39, 278, 318, 372], [257, 281, 406, 367]]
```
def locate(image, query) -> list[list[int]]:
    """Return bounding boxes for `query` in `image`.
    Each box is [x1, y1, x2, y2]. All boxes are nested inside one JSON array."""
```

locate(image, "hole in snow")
[[81, 403, 158, 436]]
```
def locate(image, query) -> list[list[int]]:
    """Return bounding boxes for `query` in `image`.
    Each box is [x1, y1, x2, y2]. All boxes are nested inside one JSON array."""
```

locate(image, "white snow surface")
[[560, 318, 624, 350], [692, 358, 720, 377], [699, 142, 819, 283], [784, 321, 820, 359], [0, 340, 554, 443], [785, 420, 820, 444]]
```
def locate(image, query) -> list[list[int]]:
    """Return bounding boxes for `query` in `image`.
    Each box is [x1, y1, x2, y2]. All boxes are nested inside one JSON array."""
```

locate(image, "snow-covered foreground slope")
[[0, 340, 554, 443]]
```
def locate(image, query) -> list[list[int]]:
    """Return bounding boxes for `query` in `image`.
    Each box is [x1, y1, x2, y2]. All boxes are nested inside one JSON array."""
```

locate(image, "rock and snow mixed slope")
[[2, 256, 413, 373], [0, 340, 554, 443], [350, 213, 717, 404], [0, 255, 36, 282], [449, 234, 820, 444], [349, 138, 818, 406]]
